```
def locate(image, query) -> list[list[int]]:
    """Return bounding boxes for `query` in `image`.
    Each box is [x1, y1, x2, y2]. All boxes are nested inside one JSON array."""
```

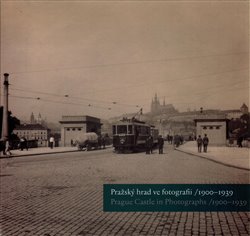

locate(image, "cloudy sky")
[[1, 1, 249, 122]]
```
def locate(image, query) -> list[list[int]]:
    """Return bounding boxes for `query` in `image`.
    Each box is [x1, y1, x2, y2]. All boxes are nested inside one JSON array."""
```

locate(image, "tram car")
[[112, 118, 159, 153]]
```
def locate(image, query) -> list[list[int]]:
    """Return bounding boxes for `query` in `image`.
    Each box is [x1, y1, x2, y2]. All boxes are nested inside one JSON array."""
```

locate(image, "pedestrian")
[[145, 136, 150, 154], [202, 134, 209, 152], [170, 135, 173, 144], [157, 135, 164, 154], [5, 137, 12, 157], [148, 135, 154, 154], [49, 136, 55, 149], [174, 134, 181, 148], [101, 135, 106, 149], [237, 136, 243, 148], [20, 137, 28, 151], [197, 135, 202, 153], [0, 138, 6, 156]]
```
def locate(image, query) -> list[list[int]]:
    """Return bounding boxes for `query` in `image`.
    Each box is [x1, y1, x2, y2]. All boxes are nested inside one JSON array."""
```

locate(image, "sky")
[[1, 1, 249, 122]]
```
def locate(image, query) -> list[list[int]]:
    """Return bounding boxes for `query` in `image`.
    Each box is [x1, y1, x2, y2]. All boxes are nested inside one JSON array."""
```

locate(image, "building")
[[224, 103, 249, 120], [59, 116, 102, 147], [194, 115, 228, 145], [151, 93, 177, 115], [13, 123, 50, 147]]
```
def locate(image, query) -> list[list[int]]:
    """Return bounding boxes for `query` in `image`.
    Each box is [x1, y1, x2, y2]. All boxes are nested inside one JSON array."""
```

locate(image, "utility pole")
[[2, 73, 9, 138]]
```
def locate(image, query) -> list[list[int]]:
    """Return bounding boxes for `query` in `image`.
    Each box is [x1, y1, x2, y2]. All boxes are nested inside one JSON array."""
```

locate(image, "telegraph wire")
[[75, 67, 249, 95]]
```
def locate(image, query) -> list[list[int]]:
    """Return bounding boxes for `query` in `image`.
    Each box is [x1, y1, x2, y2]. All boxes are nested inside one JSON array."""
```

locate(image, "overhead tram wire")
[[9, 95, 130, 113], [10, 66, 248, 104], [9, 87, 142, 108], [7, 51, 248, 75]]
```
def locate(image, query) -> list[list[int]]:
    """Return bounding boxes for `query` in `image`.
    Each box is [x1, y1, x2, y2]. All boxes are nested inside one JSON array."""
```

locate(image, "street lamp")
[[2, 73, 9, 138]]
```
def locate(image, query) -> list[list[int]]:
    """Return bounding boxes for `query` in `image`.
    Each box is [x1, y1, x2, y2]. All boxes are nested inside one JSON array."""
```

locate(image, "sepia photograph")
[[0, 1, 249, 235]]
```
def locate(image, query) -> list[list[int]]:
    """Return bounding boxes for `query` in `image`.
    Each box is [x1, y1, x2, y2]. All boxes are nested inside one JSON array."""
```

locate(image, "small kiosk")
[[194, 115, 228, 146], [59, 116, 102, 146]]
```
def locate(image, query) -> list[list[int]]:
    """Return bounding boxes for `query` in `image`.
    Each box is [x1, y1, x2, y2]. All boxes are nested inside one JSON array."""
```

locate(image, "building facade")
[[59, 116, 102, 147], [13, 124, 50, 147]]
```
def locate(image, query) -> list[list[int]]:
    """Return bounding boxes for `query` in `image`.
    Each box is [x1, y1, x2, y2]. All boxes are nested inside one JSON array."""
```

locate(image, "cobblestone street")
[[0, 145, 249, 235]]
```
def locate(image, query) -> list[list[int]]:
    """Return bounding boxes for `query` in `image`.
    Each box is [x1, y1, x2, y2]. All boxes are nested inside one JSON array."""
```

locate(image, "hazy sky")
[[1, 1, 249, 122]]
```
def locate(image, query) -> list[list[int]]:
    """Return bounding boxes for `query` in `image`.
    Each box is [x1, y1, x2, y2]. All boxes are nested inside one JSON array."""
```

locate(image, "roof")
[[15, 124, 48, 130], [59, 115, 101, 123], [223, 109, 241, 113], [194, 119, 228, 123]]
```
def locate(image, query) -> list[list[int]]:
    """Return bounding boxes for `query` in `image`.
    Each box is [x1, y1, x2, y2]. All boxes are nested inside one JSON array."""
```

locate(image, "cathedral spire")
[[163, 97, 166, 106], [30, 112, 35, 124], [154, 93, 158, 102]]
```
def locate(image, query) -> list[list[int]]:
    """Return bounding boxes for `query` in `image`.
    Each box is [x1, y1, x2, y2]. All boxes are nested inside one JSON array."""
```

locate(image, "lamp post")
[[2, 73, 9, 138]]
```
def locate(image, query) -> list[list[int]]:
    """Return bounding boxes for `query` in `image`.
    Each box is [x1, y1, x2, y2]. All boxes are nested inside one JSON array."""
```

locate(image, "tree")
[[9, 111, 21, 137], [0, 107, 20, 139]]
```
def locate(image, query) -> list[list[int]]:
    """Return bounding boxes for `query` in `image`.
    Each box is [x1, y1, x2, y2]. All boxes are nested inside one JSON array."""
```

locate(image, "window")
[[72, 128, 75, 131], [216, 126, 221, 130], [203, 126, 207, 130], [67, 128, 70, 131], [128, 125, 133, 134], [117, 125, 127, 134], [78, 128, 82, 131], [209, 126, 213, 129]]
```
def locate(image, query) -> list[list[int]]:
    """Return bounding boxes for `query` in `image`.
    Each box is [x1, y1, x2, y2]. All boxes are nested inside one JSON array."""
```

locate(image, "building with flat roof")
[[13, 123, 50, 147], [194, 114, 228, 145], [59, 116, 102, 146]]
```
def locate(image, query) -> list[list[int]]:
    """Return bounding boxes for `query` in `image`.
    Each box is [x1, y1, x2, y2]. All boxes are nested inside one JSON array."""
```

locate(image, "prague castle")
[[150, 94, 178, 115]]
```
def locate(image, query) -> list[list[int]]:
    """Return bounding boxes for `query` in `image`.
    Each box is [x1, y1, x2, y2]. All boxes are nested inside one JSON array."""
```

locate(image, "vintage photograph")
[[0, 1, 249, 235]]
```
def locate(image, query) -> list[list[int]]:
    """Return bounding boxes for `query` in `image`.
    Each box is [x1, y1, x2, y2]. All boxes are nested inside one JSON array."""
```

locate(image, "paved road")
[[0, 145, 249, 235]]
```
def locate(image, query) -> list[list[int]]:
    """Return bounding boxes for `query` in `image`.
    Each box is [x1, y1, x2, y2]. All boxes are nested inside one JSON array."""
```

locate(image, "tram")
[[112, 118, 159, 153]]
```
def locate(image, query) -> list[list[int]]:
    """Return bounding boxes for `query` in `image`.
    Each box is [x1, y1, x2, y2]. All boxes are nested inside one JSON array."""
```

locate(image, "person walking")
[[157, 135, 164, 154], [0, 138, 6, 156], [20, 137, 28, 151], [101, 135, 106, 149], [145, 136, 150, 154], [237, 136, 243, 148], [197, 135, 203, 153], [149, 135, 154, 154], [5, 137, 12, 157], [203, 134, 209, 152], [49, 136, 55, 149]]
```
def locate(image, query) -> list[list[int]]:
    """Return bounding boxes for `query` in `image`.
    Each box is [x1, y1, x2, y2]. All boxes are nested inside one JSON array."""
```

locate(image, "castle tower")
[[37, 113, 42, 124], [151, 93, 161, 115], [30, 112, 35, 124], [240, 103, 248, 114]]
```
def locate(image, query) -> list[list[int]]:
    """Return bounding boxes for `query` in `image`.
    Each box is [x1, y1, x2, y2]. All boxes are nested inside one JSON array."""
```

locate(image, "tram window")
[[117, 125, 127, 134], [112, 126, 116, 135], [128, 125, 133, 134]]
